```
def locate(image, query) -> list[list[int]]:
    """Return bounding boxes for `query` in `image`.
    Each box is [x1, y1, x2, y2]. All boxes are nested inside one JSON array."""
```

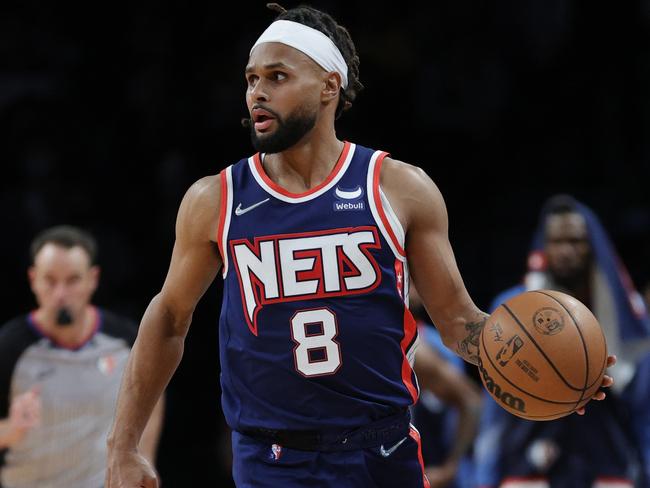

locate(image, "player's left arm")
[[379, 157, 487, 365], [380, 157, 615, 405]]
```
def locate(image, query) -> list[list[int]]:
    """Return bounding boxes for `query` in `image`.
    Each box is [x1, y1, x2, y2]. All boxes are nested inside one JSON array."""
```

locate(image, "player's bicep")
[[394, 168, 486, 364], [158, 176, 223, 317], [405, 176, 475, 330]]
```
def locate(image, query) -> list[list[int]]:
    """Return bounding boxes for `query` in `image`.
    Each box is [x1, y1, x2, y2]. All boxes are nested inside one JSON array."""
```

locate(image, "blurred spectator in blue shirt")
[[474, 195, 650, 488]]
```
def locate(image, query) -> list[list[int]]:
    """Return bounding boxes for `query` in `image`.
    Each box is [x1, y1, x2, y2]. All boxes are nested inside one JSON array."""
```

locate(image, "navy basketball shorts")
[[231, 424, 430, 487]]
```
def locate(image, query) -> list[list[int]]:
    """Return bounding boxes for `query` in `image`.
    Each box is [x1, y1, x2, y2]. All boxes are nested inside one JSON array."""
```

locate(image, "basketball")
[[478, 289, 608, 421]]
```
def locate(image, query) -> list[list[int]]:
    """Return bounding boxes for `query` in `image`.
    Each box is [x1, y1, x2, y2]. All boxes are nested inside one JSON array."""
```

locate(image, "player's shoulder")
[[98, 308, 138, 347], [185, 174, 222, 205], [178, 174, 222, 237], [379, 156, 446, 227], [380, 156, 442, 196]]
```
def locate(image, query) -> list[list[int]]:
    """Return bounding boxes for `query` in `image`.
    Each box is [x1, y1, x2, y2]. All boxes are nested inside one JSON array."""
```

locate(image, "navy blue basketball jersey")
[[217, 142, 419, 431]]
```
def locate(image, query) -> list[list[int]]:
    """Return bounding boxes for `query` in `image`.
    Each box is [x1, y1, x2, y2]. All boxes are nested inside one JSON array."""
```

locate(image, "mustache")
[[241, 104, 281, 129]]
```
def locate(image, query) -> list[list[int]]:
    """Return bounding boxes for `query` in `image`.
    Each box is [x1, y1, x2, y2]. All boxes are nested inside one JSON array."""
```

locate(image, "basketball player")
[[105, 6, 615, 487], [474, 195, 649, 488], [0, 226, 163, 488]]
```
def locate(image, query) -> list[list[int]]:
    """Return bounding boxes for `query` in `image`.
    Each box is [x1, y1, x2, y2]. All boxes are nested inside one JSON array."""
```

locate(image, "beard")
[[550, 266, 591, 292], [249, 105, 317, 154]]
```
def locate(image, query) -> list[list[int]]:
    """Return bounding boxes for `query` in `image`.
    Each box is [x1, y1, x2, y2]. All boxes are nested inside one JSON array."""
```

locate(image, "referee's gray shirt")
[[0, 308, 136, 488]]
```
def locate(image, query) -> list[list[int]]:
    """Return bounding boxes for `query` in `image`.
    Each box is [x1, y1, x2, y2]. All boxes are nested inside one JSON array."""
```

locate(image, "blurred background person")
[[0, 226, 164, 488], [474, 195, 650, 488], [411, 285, 483, 488]]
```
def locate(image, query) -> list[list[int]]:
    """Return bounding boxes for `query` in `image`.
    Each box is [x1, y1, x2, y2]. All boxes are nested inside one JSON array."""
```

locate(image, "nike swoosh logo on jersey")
[[379, 436, 407, 457], [335, 185, 363, 200], [235, 198, 270, 216]]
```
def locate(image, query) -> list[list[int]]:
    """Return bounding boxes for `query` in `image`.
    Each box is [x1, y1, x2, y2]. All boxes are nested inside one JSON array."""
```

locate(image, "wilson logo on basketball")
[[533, 307, 565, 335], [478, 358, 527, 413]]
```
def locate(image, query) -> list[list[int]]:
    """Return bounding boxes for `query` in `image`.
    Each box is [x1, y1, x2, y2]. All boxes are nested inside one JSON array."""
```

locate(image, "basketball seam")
[[532, 290, 590, 410], [586, 356, 607, 391], [509, 407, 583, 420], [480, 324, 582, 405], [502, 303, 583, 392]]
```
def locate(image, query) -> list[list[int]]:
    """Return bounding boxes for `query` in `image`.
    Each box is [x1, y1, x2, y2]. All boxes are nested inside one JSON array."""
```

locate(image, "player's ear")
[[88, 265, 100, 293], [27, 267, 36, 290], [321, 72, 342, 103]]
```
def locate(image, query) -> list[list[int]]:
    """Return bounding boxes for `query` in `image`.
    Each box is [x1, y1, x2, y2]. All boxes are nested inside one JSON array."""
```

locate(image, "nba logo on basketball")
[[270, 444, 282, 461], [496, 335, 524, 366]]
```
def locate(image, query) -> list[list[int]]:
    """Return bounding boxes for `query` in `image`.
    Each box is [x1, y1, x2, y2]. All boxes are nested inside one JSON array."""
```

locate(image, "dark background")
[[2, 1, 650, 485]]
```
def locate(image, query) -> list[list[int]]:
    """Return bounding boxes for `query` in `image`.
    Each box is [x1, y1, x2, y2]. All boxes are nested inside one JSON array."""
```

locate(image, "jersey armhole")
[[366, 151, 407, 261], [217, 166, 234, 278]]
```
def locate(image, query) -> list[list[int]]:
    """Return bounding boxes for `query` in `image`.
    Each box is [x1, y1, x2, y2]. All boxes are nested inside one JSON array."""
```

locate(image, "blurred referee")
[[0, 226, 164, 488]]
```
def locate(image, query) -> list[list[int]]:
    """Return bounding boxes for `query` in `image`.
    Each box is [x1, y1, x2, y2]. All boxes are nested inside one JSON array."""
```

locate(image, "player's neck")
[[263, 130, 344, 192], [33, 305, 98, 349]]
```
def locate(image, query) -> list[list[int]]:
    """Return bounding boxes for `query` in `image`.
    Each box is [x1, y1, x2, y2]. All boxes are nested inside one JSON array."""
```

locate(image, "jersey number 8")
[[291, 308, 342, 377]]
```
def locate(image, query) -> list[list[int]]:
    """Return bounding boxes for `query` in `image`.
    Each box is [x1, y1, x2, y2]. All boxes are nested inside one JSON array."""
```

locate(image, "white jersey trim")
[[379, 188, 406, 252], [219, 166, 234, 278], [403, 259, 410, 306], [367, 151, 407, 262], [248, 143, 356, 203]]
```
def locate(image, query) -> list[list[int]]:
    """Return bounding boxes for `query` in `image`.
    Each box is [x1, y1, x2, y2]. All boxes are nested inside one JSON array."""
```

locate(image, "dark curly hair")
[[265, 3, 363, 119]]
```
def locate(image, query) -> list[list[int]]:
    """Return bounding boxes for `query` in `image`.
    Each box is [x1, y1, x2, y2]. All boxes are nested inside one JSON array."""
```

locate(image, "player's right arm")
[[106, 174, 223, 488]]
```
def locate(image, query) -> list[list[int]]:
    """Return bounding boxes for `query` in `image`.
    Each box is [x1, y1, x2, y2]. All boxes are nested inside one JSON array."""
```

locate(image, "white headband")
[[250, 20, 349, 89]]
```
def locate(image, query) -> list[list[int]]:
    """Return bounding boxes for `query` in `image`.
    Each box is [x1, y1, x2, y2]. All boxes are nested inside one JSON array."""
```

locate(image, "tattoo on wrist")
[[457, 315, 487, 365]]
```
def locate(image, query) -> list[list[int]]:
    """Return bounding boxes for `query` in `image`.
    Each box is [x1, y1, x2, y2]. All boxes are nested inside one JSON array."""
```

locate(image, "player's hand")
[[424, 461, 457, 488], [9, 387, 41, 436], [575, 354, 616, 415], [105, 448, 159, 488]]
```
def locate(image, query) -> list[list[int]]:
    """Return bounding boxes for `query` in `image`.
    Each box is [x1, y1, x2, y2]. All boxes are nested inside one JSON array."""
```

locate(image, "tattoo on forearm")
[[457, 314, 488, 366]]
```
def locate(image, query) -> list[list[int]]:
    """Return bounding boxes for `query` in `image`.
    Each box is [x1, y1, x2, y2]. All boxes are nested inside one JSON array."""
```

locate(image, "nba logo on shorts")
[[270, 444, 282, 461]]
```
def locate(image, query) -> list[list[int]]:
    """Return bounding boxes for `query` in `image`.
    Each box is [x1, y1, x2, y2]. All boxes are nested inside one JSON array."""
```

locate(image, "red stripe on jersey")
[[372, 152, 406, 257], [254, 141, 351, 198], [217, 170, 228, 263], [408, 426, 431, 488], [400, 306, 419, 403]]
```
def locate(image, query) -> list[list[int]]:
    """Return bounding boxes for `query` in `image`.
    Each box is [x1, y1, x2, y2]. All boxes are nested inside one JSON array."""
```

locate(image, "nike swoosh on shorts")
[[378, 436, 407, 457]]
